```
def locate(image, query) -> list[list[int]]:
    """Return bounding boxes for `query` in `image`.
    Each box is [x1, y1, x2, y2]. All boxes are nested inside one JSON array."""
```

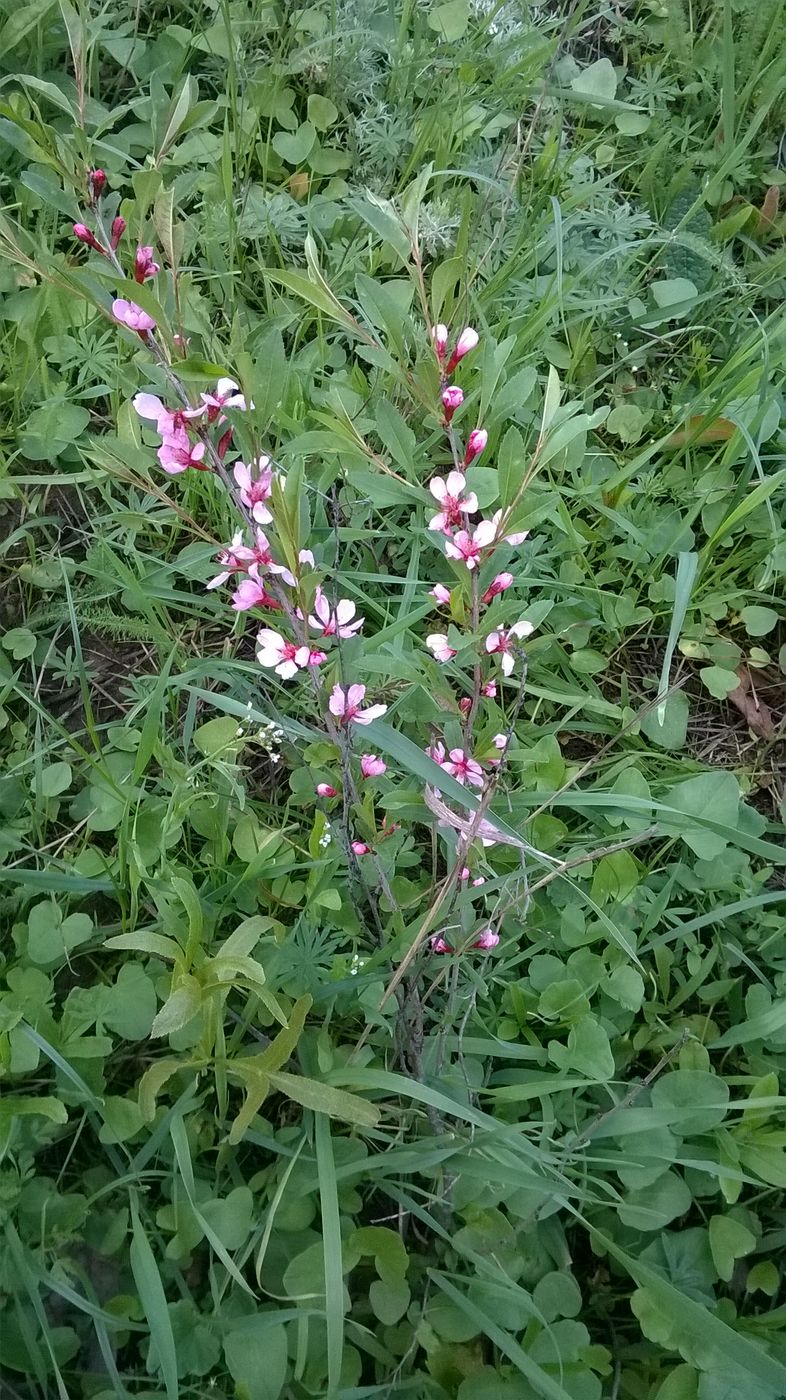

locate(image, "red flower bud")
[[217, 427, 234, 460], [459, 697, 472, 717], [73, 222, 106, 255], [110, 216, 126, 250], [88, 169, 107, 201]]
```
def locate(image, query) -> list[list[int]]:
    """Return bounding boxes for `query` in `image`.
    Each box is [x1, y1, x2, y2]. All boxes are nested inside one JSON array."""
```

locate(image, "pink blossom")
[[206, 531, 256, 589], [309, 587, 364, 638], [249, 530, 296, 585], [485, 620, 534, 675], [73, 223, 105, 254], [200, 377, 249, 421], [157, 428, 206, 475], [110, 216, 126, 249], [464, 428, 488, 467], [113, 298, 155, 333], [428, 470, 479, 534], [482, 680, 497, 698], [430, 935, 453, 953], [459, 697, 472, 717], [473, 928, 499, 950], [444, 519, 496, 569], [360, 754, 386, 778], [231, 565, 281, 611], [490, 510, 529, 547], [441, 748, 484, 787], [426, 740, 445, 764], [256, 628, 310, 680], [328, 684, 387, 726], [307, 648, 327, 667], [481, 572, 514, 604], [317, 783, 338, 798], [351, 841, 371, 856], [472, 876, 486, 887], [460, 866, 472, 880], [134, 245, 160, 283], [299, 548, 315, 569], [233, 457, 273, 524], [430, 583, 451, 606], [431, 324, 449, 361], [133, 393, 189, 437], [441, 385, 464, 423], [87, 169, 107, 201], [445, 326, 479, 374], [426, 633, 457, 663], [493, 733, 508, 749]]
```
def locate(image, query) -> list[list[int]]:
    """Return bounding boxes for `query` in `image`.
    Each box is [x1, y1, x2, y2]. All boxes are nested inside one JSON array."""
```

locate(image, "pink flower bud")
[[441, 385, 464, 423], [360, 754, 386, 779], [446, 326, 479, 374], [431, 323, 449, 361], [134, 245, 160, 283], [464, 428, 488, 468], [481, 571, 514, 604], [430, 583, 451, 606], [87, 169, 107, 201], [316, 783, 338, 797], [460, 866, 471, 880], [73, 222, 105, 255], [430, 935, 453, 953], [351, 840, 370, 856], [459, 697, 472, 717], [173, 333, 189, 354], [473, 928, 499, 950], [217, 427, 234, 460], [110, 216, 126, 250], [482, 680, 497, 698], [112, 298, 155, 334]]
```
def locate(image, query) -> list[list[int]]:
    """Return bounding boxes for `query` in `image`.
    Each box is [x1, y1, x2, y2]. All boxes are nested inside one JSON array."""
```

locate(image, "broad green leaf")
[[428, 0, 470, 41], [150, 977, 202, 1038]]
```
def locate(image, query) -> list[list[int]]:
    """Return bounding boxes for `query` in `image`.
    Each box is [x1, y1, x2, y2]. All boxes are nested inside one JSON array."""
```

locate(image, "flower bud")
[[446, 326, 479, 374], [431, 323, 449, 361], [481, 571, 514, 604], [88, 169, 107, 201], [464, 427, 488, 467], [430, 583, 451, 606], [73, 222, 105, 254], [110, 215, 126, 249], [459, 697, 472, 717], [316, 783, 338, 797], [351, 840, 370, 856], [441, 385, 464, 424]]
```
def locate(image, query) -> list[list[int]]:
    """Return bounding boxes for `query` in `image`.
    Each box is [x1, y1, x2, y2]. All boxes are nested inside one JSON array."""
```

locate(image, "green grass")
[[0, 1, 785, 1397]]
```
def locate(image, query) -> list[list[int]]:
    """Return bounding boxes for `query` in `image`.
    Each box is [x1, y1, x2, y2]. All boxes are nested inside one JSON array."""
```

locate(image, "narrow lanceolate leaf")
[[267, 1072, 380, 1128], [129, 1199, 178, 1400]]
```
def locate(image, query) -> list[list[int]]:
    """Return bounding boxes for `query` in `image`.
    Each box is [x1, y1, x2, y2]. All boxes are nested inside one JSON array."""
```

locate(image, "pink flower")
[[430, 583, 451, 606], [441, 748, 483, 787], [206, 531, 256, 589], [431, 324, 449, 361], [460, 866, 471, 880], [317, 783, 338, 797], [87, 169, 106, 201], [360, 754, 386, 778], [464, 428, 488, 467], [307, 648, 327, 667], [490, 510, 529, 547], [249, 530, 295, 585], [256, 628, 310, 680], [493, 733, 508, 749], [231, 565, 280, 611], [110, 216, 126, 249], [428, 470, 479, 534], [157, 428, 206, 475], [328, 684, 387, 726], [473, 928, 499, 950], [233, 457, 273, 524], [426, 633, 457, 663], [441, 385, 464, 423], [481, 572, 514, 604], [299, 548, 315, 569], [485, 620, 534, 675], [444, 519, 496, 569], [134, 245, 160, 283], [446, 326, 479, 375], [309, 588, 364, 638], [426, 740, 445, 764], [133, 393, 185, 436], [351, 841, 371, 856], [200, 377, 249, 421], [73, 223, 105, 254], [482, 680, 497, 698], [113, 298, 155, 333], [430, 935, 453, 953]]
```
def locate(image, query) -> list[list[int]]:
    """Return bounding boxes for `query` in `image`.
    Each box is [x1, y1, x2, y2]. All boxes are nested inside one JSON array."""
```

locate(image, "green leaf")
[[150, 977, 202, 1038], [193, 715, 244, 760], [428, 0, 470, 41], [615, 111, 651, 135], [700, 665, 740, 699], [651, 277, 699, 309], [709, 1215, 756, 1282], [37, 761, 72, 797], [2, 627, 37, 659], [571, 57, 617, 105], [650, 1070, 730, 1133], [606, 403, 649, 444], [267, 1071, 380, 1128], [27, 901, 93, 964], [307, 93, 338, 130], [740, 605, 778, 636], [662, 771, 740, 859], [617, 1170, 692, 1231], [224, 1319, 288, 1400], [99, 1095, 145, 1144], [272, 121, 316, 164], [130, 1198, 178, 1400], [549, 1015, 614, 1081]]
